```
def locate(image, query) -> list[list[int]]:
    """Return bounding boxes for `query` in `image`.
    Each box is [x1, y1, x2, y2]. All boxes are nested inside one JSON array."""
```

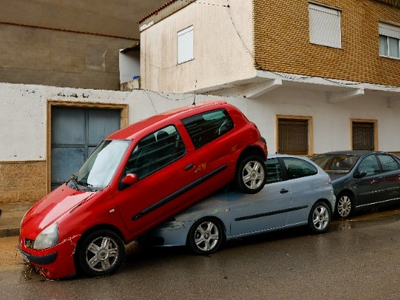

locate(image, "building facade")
[[138, 0, 400, 156]]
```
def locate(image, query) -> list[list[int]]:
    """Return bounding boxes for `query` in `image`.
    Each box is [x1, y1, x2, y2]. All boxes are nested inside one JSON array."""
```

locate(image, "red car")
[[19, 100, 267, 279]]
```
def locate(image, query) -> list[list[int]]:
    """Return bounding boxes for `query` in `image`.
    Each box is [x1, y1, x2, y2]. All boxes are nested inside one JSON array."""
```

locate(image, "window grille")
[[352, 122, 375, 151], [278, 118, 309, 155]]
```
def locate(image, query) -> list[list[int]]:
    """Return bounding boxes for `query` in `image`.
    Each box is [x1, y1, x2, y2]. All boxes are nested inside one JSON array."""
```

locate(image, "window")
[[357, 155, 381, 177], [379, 23, 400, 59], [178, 26, 194, 64], [265, 158, 284, 184], [309, 3, 341, 48], [378, 154, 400, 172], [277, 117, 311, 155], [124, 125, 186, 179], [352, 121, 376, 151], [182, 109, 234, 149], [282, 157, 318, 180]]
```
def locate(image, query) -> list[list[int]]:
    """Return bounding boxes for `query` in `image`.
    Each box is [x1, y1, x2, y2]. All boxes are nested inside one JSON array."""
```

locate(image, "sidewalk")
[[0, 200, 36, 237]]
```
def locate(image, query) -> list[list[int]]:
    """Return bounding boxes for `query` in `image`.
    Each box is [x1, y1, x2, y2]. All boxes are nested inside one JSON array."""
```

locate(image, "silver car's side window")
[[265, 158, 284, 184], [283, 157, 317, 180]]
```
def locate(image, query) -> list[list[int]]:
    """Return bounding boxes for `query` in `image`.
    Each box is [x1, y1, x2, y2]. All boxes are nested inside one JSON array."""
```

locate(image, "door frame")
[[46, 100, 129, 193]]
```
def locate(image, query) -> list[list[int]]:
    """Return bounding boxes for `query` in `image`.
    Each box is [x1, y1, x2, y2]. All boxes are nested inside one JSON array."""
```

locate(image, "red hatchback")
[[19, 100, 267, 279]]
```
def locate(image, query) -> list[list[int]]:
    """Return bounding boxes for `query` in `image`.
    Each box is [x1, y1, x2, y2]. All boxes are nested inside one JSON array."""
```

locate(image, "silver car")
[[145, 154, 336, 254]]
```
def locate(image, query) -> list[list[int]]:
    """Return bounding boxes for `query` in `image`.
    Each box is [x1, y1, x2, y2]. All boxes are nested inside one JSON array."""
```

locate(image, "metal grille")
[[278, 119, 308, 155], [352, 122, 375, 150]]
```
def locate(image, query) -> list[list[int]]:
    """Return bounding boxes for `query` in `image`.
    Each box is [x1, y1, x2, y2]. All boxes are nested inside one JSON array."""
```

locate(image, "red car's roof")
[[107, 100, 229, 140]]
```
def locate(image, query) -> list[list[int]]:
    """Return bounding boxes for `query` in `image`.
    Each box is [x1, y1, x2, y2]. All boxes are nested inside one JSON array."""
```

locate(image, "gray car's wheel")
[[77, 230, 125, 277], [336, 192, 354, 218], [235, 155, 266, 194], [308, 201, 331, 234], [187, 218, 224, 255]]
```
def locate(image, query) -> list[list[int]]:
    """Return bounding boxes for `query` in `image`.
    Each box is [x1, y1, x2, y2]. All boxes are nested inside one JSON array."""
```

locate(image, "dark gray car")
[[312, 151, 400, 218]]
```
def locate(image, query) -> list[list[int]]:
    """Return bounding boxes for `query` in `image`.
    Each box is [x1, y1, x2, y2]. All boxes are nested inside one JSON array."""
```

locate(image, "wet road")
[[2, 208, 400, 299]]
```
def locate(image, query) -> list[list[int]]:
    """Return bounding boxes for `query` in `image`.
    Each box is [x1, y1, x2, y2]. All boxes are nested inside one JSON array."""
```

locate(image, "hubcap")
[[337, 196, 352, 217], [242, 161, 265, 190], [86, 236, 119, 272], [313, 205, 329, 230], [194, 221, 219, 252]]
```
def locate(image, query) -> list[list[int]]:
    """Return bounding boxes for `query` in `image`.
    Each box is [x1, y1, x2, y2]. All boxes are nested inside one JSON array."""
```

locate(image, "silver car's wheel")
[[188, 218, 223, 255], [78, 230, 125, 277], [308, 202, 331, 234], [337, 193, 354, 218], [235, 155, 266, 194]]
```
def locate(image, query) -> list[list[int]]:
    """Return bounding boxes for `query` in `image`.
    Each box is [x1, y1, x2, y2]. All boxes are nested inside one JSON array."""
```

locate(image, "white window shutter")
[[379, 23, 400, 39], [178, 26, 194, 64], [309, 4, 341, 48]]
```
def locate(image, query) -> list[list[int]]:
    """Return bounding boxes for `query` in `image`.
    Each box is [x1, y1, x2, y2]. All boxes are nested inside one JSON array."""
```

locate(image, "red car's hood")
[[21, 184, 95, 238]]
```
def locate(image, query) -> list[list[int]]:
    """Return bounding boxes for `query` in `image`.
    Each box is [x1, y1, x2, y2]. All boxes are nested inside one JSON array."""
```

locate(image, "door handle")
[[280, 189, 289, 194], [185, 163, 195, 171]]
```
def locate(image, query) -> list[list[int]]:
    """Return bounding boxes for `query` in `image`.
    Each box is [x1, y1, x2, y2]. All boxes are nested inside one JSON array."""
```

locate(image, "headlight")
[[33, 223, 59, 250]]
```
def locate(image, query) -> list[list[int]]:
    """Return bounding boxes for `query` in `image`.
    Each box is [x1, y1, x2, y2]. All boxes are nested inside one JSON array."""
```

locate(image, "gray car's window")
[[124, 125, 186, 179], [283, 157, 317, 179], [182, 109, 234, 149], [265, 158, 284, 184], [357, 155, 381, 176], [378, 154, 400, 172]]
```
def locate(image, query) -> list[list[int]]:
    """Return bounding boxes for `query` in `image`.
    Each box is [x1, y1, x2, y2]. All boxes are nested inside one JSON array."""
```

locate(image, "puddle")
[[331, 208, 400, 231]]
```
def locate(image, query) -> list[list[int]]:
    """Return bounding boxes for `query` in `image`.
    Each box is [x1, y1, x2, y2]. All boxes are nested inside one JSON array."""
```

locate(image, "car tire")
[[235, 155, 266, 194], [77, 229, 125, 277], [336, 192, 354, 218], [308, 201, 331, 234], [187, 218, 224, 255]]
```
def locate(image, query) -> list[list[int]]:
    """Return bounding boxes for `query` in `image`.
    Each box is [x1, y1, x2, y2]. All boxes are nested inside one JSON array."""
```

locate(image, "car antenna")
[[192, 79, 197, 105]]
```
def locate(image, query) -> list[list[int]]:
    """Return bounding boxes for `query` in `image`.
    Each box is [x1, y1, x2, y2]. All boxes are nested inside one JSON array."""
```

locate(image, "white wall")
[[140, 0, 256, 93], [0, 83, 222, 162], [1, 82, 400, 164], [230, 86, 400, 154]]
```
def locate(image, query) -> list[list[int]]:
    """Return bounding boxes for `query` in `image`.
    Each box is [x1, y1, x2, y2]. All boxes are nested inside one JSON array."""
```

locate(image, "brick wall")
[[0, 161, 47, 203], [253, 0, 400, 86]]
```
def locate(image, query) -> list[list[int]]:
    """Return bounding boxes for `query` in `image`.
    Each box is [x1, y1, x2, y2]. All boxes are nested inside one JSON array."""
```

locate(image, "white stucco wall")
[[0, 83, 222, 162], [1, 82, 400, 164], [140, 0, 256, 93], [228, 86, 400, 154]]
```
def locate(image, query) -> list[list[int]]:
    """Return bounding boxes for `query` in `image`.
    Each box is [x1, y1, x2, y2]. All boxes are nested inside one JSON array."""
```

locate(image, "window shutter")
[[178, 26, 194, 64], [309, 4, 341, 48], [379, 23, 400, 39]]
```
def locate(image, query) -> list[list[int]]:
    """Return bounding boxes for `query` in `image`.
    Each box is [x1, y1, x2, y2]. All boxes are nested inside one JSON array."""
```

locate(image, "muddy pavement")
[[2, 208, 400, 299]]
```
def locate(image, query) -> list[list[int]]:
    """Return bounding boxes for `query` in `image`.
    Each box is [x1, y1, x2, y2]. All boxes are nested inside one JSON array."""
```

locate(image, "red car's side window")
[[182, 109, 234, 149], [124, 125, 186, 179]]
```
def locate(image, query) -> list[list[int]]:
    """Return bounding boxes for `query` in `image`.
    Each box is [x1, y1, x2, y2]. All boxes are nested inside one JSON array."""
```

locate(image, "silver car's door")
[[229, 158, 291, 237], [282, 157, 321, 225]]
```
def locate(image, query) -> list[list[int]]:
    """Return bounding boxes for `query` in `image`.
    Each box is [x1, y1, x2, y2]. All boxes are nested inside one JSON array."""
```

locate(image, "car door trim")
[[235, 205, 308, 222], [132, 164, 228, 220]]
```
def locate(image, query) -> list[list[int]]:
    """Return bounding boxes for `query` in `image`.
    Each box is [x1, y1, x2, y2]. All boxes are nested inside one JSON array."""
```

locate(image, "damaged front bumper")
[[18, 234, 81, 279]]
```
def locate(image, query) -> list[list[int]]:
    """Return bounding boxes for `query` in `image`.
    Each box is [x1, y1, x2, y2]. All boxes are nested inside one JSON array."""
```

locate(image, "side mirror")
[[354, 170, 367, 179], [122, 173, 139, 186]]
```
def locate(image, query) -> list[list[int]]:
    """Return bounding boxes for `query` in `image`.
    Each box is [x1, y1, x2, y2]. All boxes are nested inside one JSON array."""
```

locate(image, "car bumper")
[[18, 234, 81, 279]]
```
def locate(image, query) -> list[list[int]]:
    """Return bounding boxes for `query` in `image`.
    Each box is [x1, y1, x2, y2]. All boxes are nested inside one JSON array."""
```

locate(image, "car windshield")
[[312, 154, 360, 174], [70, 140, 130, 191]]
